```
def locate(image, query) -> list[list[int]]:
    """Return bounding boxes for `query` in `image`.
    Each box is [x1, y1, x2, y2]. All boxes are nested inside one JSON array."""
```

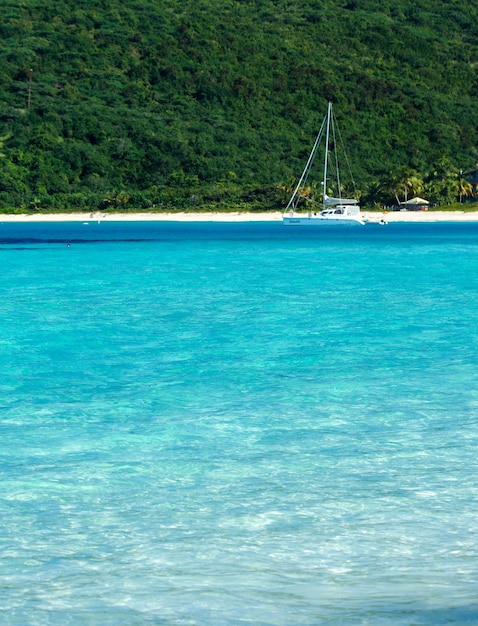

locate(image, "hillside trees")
[[0, 0, 477, 211]]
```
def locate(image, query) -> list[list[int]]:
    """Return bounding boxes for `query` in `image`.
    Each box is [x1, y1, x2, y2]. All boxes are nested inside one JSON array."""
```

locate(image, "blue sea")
[[1, 220, 478, 625]]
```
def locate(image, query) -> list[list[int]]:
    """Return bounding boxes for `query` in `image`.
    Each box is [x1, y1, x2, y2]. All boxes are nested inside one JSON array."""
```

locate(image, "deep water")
[[1, 220, 478, 625]]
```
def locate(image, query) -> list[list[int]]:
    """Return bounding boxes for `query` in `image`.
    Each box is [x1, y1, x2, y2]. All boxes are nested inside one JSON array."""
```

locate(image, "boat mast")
[[322, 101, 332, 211], [285, 114, 327, 211]]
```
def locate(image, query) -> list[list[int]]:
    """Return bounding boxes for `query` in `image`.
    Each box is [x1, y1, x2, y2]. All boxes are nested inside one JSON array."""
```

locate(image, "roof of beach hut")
[[402, 197, 429, 205]]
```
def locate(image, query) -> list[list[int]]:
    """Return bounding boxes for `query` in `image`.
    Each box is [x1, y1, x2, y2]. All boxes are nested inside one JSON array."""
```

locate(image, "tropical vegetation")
[[0, 0, 477, 212]]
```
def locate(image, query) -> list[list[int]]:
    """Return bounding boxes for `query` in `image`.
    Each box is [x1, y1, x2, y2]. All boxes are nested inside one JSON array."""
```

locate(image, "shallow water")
[[1, 221, 478, 624]]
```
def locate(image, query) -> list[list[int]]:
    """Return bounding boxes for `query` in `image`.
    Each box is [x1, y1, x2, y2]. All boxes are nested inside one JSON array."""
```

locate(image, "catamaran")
[[283, 102, 366, 226]]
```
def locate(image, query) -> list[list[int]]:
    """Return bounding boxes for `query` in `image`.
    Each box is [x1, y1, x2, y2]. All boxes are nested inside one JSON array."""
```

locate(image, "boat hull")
[[283, 215, 365, 226]]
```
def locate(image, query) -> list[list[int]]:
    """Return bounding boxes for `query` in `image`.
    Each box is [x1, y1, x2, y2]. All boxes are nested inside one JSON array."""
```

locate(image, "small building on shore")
[[398, 197, 429, 211]]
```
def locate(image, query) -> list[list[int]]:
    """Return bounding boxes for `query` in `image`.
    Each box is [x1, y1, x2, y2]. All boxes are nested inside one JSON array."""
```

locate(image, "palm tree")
[[404, 171, 424, 200], [430, 156, 458, 183], [382, 167, 424, 205], [457, 177, 473, 202], [103, 190, 130, 209], [362, 179, 391, 208], [425, 157, 462, 205]]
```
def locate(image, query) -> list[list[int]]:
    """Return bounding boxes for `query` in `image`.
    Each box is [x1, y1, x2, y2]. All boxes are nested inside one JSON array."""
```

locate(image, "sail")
[[324, 195, 358, 206]]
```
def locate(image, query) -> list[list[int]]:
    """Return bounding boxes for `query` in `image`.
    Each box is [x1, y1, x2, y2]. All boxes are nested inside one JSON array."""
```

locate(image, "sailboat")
[[283, 102, 366, 226]]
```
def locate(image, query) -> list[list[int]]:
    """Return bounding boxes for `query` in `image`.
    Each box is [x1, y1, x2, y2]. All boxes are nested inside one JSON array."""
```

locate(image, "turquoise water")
[[1, 221, 478, 625]]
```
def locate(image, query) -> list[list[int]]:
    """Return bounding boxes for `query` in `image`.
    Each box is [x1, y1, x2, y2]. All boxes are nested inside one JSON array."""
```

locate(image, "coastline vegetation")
[[0, 0, 477, 213]]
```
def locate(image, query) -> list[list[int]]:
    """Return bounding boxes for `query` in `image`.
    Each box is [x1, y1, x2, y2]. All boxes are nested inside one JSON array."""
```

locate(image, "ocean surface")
[[1, 220, 477, 625]]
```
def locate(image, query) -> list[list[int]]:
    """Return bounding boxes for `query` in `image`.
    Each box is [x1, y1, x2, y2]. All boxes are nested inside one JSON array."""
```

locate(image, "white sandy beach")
[[0, 210, 478, 222], [366, 210, 478, 223]]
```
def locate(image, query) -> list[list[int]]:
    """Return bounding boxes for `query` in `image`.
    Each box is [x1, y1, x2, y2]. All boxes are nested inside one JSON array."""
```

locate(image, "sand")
[[365, 210, 478, 223], [0, 210, 477, 223]]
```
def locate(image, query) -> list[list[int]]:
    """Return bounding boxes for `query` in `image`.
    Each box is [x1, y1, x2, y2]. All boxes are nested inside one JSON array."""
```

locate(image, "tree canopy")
[[0, 0, 477, 211]]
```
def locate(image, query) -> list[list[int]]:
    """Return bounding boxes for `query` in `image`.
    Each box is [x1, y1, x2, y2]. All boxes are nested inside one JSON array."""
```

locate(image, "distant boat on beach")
[[283, 102, 367, 226]]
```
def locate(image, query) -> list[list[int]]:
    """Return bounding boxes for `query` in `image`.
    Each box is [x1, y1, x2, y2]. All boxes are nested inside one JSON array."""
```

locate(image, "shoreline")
[[0, 210, 478, 223]]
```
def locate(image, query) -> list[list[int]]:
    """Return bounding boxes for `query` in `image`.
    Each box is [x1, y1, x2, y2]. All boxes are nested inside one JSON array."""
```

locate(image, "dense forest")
[[1, 0, 477, 212]]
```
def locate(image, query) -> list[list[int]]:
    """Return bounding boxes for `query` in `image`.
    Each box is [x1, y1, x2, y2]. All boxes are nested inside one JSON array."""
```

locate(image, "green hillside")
[[1, 0, 477, 212]]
